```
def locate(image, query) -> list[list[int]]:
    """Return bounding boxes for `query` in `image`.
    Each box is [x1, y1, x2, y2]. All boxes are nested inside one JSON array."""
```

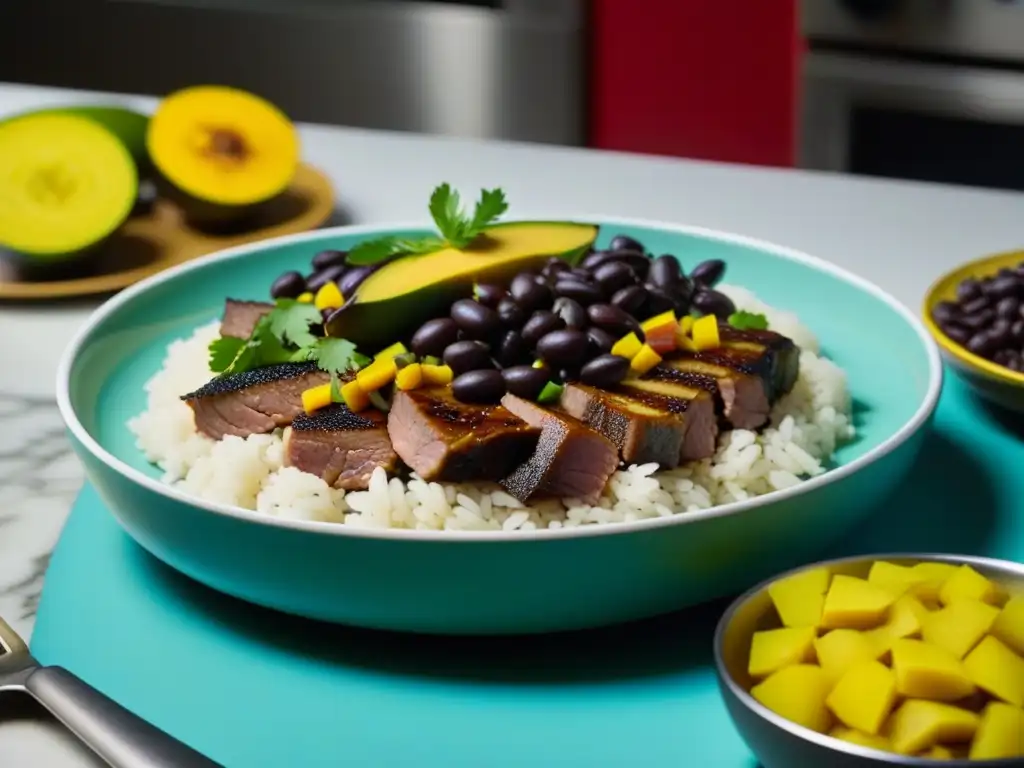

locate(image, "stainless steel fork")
[[0, 615, 220, 767]]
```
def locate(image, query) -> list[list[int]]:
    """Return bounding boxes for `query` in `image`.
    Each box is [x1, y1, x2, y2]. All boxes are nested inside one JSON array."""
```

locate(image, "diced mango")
[[679, 315, 695, 335], [296, 291, 313, 303], [821, 575, 896, 630], [691, 314, 720, 351], [768, 567, 831, 628], [865, 594, 929, 658], [628, 344, 662, 376], [355, 357, 398, 392], [939, 564, 1000, 607], [891, 638, 976, 701], [395, 362, 423, 391], [867, 560, 922, 598], [963, 635, 1024, 707], [314, 280, 344, 311], [374, 341, 408, 362], [829, 726, 891, 751], [750, 664, 834, 734], [815, 630, 881, 681], [909, 562, 959, 604], [421, 363, 453, 386], [748, 626, 816, 678], [826, 660, 898, 735], [340, 378, 369, 412], [300, 383, 332, 414], [991, 595, 1024, 656], [640, 310, 676, 335], [921, 745, 954, 759], [921, 599, 1000, 659], [611, 332, 643, 360], [969, 702, 1024, 759], [887, 699, 980, 755]]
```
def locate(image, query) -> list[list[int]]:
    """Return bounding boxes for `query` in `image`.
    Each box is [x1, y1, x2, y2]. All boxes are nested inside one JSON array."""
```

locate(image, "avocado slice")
[[0, 113, 138, 262], [326, 220, 598, 349]]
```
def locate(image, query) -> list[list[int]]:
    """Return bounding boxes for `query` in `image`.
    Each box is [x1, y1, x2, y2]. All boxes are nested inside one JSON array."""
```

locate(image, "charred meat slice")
[[183, 362, 329, 439], [500, 394, 619, 505], [560, 382, 717, 467], [715, 325, 800, 402], [388, 387, 540, 482], [220, 299, 273, 339], [284, 405, 398, 490], [612, 377, 719, 461]]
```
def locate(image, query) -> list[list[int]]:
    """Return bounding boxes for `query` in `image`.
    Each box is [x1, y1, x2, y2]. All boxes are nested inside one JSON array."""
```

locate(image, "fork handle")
[[25, 665, 221, 768]]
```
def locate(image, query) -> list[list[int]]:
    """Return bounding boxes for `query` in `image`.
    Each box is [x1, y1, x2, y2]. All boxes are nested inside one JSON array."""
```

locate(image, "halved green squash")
[[325, 220, 599, 348], [0, 113, 138, 261]]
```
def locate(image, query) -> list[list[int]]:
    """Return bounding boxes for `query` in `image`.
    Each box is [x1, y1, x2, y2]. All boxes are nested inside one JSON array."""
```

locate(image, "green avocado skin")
[[325, 221, 600, 350]]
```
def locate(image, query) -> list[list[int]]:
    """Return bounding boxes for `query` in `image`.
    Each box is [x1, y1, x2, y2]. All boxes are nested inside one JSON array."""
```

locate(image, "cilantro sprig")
[[347, 183, 508, 266], [727, 310, 769, 331], [208, 299, 367, 378]]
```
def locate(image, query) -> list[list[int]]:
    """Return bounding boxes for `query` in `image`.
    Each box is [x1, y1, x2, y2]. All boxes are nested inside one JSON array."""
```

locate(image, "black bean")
[[989, 318, 1013, 349], [984, 275, 1020, 300], [1009, 353, 1024, 372], [588, 303, 642, 337], [443, 340, 494, 375], [956, 278, 982, 302], [961, 296, 991, 315], [558, 367, 580, 384], [522, 311, 566, 346], [593, 261, 636, 294], [967, 332, 998, 357], [552, 296, 588, 329], [583, 250, 651, 277], [497, 297, 528, 328], [542, 259, 571, 280], [571, 267, 595, 282], [587, 327, 617, 354], [411, 318, 460, 357], [579, 354, 631, 388], [452, 369, 506, 404], [306, 264, 348, 294], [943, 324, 971, 345], [690, 259, 726, 287], [510, 272, 553, 312], [1012, 320, 1024, 343], [337, 266, 375, 299], [649, 255, 682, 290], [994, 349, 1013, 366], [691, 288, 736, 320], [474, 283, 506, 308], [931, 301, 961, 325], [611, 284, 648, 316], [496, 330, 530, 367], [961, 309, 995, 331], [609, 234, 645, 253], [997, 297, 1021, 320], [536, 329, 590, 368], [451, 299, 501, 339], [1015, 264, 1024, 280], [270, 270, 306, 300], [311, 249, 347, 271], [502, 365, 550, 400], [554, 278, 603, 305], [644, 286, 677, 317]]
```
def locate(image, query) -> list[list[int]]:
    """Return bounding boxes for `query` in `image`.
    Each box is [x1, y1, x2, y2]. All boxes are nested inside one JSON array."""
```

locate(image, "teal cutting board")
[[31, 373, 1024, 768]]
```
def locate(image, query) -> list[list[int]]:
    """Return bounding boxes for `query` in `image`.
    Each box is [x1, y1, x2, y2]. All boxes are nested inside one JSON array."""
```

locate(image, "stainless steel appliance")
[[0, 0, 586, 146], [800, 0, 1024, 191]]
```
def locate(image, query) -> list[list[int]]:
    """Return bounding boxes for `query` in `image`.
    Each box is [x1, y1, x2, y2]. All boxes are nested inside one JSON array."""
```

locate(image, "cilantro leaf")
[[208, 336, 247, 373], [267, 299, 322, 348], [346, 235, 445, 266], [727, 310, 769, 331], [468, 188, 508, 234], [329, 373, 344, 403], [300, 337, 369, 375], [430, 182, 464, 241]]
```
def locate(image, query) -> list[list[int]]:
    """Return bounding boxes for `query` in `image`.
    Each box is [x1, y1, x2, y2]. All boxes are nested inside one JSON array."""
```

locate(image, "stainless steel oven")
[[0, 0, 586, 146], [800, 0, 1024, 191]]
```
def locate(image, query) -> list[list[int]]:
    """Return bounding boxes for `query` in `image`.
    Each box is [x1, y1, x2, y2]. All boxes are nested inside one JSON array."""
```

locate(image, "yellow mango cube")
[[921, 598, 1000, 659], [826, 661, 898, 735], [969, 702, 1024, 759], [939, 564, 1000, 607], [991, 595, 1024, 656], [891, 638, 976, 701], [750, 664, 834, 734], [963, 635, 1024, 707], [767, 567, 830, 628], [829, 726, 891, 751], [888, 699, 980, 755], [865, 594, 929, 657], [815, 629, 881, 681], [867, 560, 920, 598], [748, 626, 816, 678], [921, 745, 954, 759], [909, 562, 959, 604], [821, 575, 896, 630]]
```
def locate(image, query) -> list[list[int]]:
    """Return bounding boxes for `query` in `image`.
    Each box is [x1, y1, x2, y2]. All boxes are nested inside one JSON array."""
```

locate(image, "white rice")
[[127, 285, 855, 531]]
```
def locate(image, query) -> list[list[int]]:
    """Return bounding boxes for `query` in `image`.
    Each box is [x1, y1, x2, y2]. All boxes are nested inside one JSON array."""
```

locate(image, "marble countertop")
[[4, 81, 1024, 765]]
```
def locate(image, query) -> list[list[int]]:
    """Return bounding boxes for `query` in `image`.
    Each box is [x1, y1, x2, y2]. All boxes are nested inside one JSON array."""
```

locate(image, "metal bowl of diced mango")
[[713, 553, 1024, 766]]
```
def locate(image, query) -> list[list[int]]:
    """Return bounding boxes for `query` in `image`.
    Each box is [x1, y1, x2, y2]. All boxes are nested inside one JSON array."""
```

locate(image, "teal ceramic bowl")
[[56, 219, 942, 635]]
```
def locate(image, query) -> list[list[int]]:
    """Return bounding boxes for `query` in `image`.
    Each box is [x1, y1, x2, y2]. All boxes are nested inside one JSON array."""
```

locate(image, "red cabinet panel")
[[590, 0, 801, 167]]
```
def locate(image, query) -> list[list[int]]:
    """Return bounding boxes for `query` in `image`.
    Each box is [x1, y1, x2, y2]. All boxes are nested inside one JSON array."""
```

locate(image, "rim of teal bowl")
[[55, 217, 944, 542]]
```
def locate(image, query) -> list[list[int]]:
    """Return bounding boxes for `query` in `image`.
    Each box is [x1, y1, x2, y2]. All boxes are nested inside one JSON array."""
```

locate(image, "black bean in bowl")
[[307, 264, 347, 294], [452, 369, 507, 404], [443, 340, 494, 375], [502, 365, 549, 400], [311, 249, 348, 271], [451, 299, 501, 340], [411, 317, 461, 358], [271, 270, 307, 300]]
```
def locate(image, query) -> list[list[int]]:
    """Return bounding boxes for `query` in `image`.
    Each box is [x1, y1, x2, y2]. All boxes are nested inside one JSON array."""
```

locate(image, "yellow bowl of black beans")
[[924, 250, 1024, 412]]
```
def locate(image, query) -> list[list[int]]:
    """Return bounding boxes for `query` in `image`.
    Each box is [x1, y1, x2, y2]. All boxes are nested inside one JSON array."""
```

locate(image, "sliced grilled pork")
[[220, 299, 273, 339], [183, 362, 329, 439], [387, 387, 540, 482], [284, 405, 398, 490], [560, 382, 717, 467], [500, 394, 619, 505]]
